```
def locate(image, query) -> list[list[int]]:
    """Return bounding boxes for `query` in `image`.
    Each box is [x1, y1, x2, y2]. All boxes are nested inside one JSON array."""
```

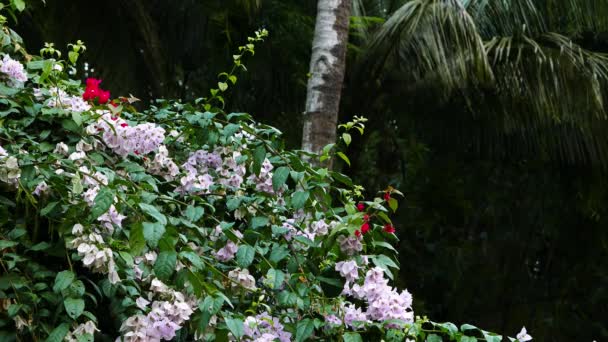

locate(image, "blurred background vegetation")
[[13, 0, 608, 340]]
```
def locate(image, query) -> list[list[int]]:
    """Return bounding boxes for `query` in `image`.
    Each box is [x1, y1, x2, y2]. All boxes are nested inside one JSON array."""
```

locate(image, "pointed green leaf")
[[336, 152, 351, 166], [154, 251, 177, 281], [53, 271, 75, 293], [272, 166, 290, 192], [138, 203, 167, 225], [90, 187, 114, 220], [143, 222, 166, 248], [64, 297, 85, 319], [224, 317, 244, 339], [291, 191, 309, 209], [236, 245, 255, 268], [296, 318, 315, 342]]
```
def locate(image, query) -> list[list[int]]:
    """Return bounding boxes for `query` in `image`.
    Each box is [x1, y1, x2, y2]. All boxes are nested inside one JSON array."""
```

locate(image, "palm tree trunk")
[[302, 0, 352, 160]]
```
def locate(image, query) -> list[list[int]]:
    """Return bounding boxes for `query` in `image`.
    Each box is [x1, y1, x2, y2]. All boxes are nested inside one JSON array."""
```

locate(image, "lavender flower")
[[243, 312, 291, 342], [0, 54, 27, 85]]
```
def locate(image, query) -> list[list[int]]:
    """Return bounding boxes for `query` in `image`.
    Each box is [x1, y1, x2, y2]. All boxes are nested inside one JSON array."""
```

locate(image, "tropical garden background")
[[0, 0, 607, 341]]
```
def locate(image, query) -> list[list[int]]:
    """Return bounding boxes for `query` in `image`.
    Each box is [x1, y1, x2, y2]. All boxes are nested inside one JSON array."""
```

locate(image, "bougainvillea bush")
[[0, 3, 532, 342]]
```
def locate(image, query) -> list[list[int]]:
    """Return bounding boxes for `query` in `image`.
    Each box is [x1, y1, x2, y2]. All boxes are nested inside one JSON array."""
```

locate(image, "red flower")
[[360, 222, 370, 234], [354, 230, 361, 237], [98, 90, 111, 104], [82, 87, 99, 101], [82, 77, 111, 104], [363, 214, 370, 222], [384, 192, 391, 201], [383, 224, 395, 234], [134, 150, 140, 155], [120, 123, 128, 128], [356, 203, 365, 212], [86, 78, 102, 89]]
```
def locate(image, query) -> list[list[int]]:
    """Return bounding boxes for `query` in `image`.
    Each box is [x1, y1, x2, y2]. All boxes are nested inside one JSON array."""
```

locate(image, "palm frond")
[[466, 0, 608, 38], [486, 33, 608, 127], [358, 0, 493, 101]]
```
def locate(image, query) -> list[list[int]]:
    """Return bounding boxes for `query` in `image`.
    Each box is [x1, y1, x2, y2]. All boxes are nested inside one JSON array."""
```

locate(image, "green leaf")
[[371, 241, 397, 252], [224, 317, 244, 339], [71, 111, 82, 126], [40, 201, 59, 216], [76, 334, 94, 342], [336, 152, 351, 166], [184, 205, 204, 222], [130, 223, 146, 254], [342, 133, 352, 146], [29, 241, 51, 251], [154, 251, 177, 281], [461, 337, 478, 342], [45, 323, 70, 342], [138, 203, 167, 225], [265, 268, 285, 290], [250, 216, 269, 229], [343, 332, 363, 342], [252, 145, 266, 175], [272, 166, 290, 192], [482, 332, 503, 342], [63, 297, 85, 319], [296, 318, 315, 342], [90, 187, 114, 220], [179, 251, 204, 270], [236, 245, 255, 268], [226, 197, 241, 211], [119, 251, 134, 266], [427, 334, 442, 342], [143, 222, 166, 249], [68, 51, 79, 65], [53, 271, 75, 293], [218, 82, 228, 92], [291, 191, 309, 209], [388, 198, 398, 212], [269, 245, 290, 264], [0, 240, 17, 250], [12, 0, 25, 12]]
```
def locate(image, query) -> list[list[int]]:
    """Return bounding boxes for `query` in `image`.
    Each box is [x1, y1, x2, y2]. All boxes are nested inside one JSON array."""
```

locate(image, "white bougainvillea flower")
[[517, 327, 533, 341]]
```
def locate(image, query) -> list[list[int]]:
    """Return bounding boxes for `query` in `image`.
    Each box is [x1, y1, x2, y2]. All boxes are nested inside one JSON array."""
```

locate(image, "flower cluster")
[[0, 54, 27, 85], [215, 229, 243, 262], [47, 87, 91, 112], [247, 159, 277, 194], [68, 224, 120, 284], [146, 145, 180, 181], [82, 78, 110, 104], [0, 145, 20, 188], [120, 279, 195, 342], [340, 266, 414, 328], [243, 312, 292, 342], [90, 112, 166, 157], [228, 268, 257, 291], [65, 321, 99, 342], [177, 146, 246, 194], [337, 235, 363, 256]]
